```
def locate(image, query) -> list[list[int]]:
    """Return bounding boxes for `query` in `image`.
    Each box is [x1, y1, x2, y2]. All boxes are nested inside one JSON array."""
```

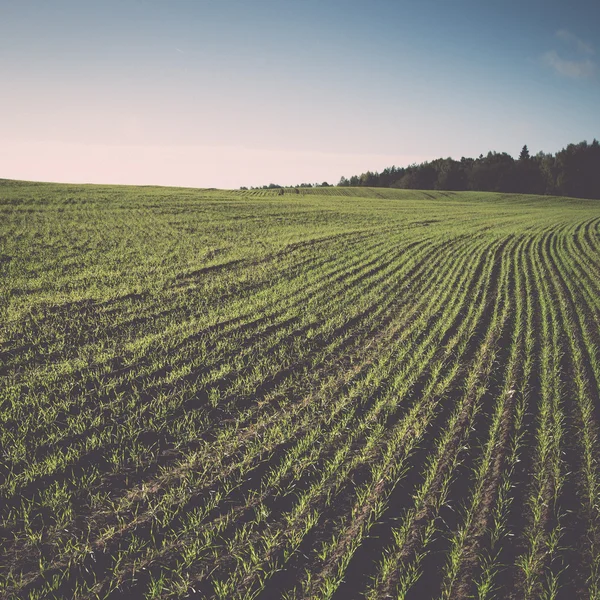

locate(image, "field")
[[1, 180, 600, 600]]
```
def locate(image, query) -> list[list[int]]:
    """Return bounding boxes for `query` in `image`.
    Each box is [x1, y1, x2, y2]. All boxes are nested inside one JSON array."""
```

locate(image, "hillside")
[[1, 181, 599, 599]]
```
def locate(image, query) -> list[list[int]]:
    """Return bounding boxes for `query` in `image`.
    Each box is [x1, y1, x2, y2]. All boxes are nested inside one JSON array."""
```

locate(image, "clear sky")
[[1, 0, 599, 188]]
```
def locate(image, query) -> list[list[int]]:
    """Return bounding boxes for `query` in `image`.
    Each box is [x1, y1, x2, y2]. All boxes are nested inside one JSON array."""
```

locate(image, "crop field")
[[1, 180, 600, 600]]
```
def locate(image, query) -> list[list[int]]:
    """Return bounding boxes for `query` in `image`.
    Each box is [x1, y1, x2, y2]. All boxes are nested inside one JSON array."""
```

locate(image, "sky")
[[1, 0, 599, 189]]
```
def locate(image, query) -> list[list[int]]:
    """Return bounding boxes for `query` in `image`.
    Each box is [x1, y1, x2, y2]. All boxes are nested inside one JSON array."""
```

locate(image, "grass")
[[1, 180, 599, 599]]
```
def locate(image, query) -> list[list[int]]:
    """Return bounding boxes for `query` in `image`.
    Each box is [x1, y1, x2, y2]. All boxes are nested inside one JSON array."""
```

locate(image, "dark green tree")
[[259, 139, 600, 199]]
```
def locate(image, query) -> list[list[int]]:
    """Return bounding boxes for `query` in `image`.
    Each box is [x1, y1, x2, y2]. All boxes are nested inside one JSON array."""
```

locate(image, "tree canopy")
[[335, 140, 600, 199]]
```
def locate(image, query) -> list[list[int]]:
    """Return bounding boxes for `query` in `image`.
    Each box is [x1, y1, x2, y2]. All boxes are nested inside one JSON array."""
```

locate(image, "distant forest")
[[252, 140, 600, 199]]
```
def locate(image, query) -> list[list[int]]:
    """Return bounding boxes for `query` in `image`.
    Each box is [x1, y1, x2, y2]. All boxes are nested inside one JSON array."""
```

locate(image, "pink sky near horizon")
[[0, 141, 428, 189]]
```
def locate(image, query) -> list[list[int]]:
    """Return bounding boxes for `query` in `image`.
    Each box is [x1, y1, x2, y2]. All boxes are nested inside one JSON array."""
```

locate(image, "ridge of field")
[[1, 181, 599, 600]]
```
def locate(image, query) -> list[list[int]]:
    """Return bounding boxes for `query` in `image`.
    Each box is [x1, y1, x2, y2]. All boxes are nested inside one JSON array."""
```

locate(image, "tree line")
[[337, 140, 600, 199]]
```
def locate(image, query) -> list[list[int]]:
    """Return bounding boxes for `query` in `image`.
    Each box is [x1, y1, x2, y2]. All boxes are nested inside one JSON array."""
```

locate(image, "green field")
[[1, 180, 600, 599]]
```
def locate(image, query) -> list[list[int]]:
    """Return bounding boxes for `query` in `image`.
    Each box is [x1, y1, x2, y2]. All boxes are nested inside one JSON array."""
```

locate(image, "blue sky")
[[1, 0, 599, 187]]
